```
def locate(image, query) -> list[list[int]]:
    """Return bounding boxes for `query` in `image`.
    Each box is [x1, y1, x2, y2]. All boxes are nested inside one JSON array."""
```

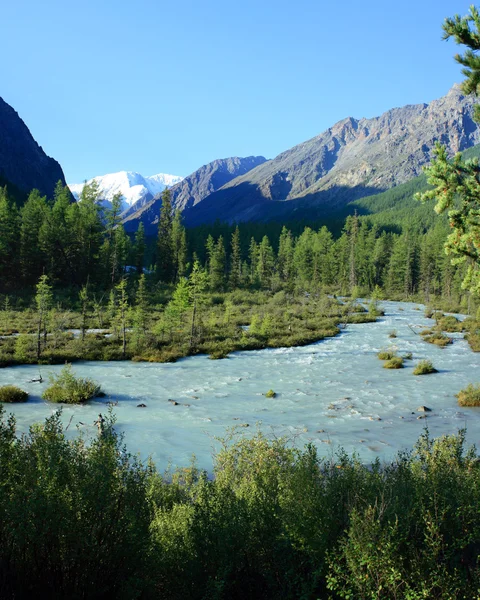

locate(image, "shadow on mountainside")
[[181, 181, 387, 228]]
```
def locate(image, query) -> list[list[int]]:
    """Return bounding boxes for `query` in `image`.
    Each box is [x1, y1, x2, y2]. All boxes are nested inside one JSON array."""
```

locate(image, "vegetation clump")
[[42, 363, 102, 404], [0, 385, 28, 403], [377, 349, 396, 360], [456, 384, 480, 407], [423, 332, 453, 347], [388, 329, 397, 338], [265, 389, 276, 398], [413, 359, 438, 375], [383, 356, 404, 369], [438, 315, 464, 332], [1, 409, 480, 599]]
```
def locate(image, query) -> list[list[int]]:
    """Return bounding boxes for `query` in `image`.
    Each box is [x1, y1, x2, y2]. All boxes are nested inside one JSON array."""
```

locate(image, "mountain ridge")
[[0, 96, 70, 200], [179, 84, 480, 227], [123, 155, 268, 233], [69, 171, 183, 213]]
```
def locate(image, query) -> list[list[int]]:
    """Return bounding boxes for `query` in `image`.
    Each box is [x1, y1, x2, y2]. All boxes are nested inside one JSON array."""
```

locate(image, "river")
[[1, 301, 479, 471]]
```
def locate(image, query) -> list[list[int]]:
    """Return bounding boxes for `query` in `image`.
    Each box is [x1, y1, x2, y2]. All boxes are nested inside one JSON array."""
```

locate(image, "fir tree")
[[156, 188, 174, 282], [229, 226, 242, 289]]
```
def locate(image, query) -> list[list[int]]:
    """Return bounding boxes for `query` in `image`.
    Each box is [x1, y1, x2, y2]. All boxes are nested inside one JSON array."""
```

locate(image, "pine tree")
[[171, 210, 187, 281], [209, 236, 226, 291], [277, 227, 295, 289], [19, 190, 48, 285], [157, 188, 174, 282], [35, 274, 52, 360], [133, 274, 149, 337], [79, 284, 90, 343], [256, 235, 275, 289], [229, 226, 242, 289], [134, 222, 146, 274], [115, 278, 129, 358], [0, 186, 20, 289]]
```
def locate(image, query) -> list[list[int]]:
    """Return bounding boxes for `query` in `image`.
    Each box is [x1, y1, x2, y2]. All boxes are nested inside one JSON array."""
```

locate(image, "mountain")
[[0, 96, 69, 200], [180, 84, 480, 227], [123, 156, 267, 233], [69, 171, 183, 213]]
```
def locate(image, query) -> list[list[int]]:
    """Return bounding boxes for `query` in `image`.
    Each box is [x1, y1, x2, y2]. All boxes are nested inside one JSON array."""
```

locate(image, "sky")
[[0, 0, 475, 183]]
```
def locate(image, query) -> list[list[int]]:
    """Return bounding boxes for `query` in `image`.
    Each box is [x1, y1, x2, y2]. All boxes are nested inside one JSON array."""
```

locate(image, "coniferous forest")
[[2, 5, 480, 599]]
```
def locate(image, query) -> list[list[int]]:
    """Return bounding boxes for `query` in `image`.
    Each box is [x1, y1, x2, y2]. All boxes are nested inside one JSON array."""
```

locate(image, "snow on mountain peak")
[[68, 171, 183, 212]]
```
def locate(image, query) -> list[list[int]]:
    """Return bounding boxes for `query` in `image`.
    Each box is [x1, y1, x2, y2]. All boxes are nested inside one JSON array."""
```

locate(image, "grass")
[[265, 389, 276, 398], [377, 349, 396, 360], [456, 384, 480, 407], [413, 360, 438, 375], [0, 385, 28, 403], [383, 357, 404, 369], [0, 291, 379, 366], [438, 315, 465, 333], [423, 332, 453, 347], [42, 364, 102, 404], [388, 330, 397, 338]]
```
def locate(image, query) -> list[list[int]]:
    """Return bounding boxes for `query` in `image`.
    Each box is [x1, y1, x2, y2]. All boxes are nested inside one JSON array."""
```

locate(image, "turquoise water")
[[1, 301, 479, 471]]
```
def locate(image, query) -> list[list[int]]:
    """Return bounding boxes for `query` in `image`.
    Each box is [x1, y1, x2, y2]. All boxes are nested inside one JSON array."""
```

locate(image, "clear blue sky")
[[1, 0, 474, 183]]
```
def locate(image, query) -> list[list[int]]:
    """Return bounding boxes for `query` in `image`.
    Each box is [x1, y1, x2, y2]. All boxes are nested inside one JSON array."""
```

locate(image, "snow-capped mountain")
[[69, 171, 183, 213]]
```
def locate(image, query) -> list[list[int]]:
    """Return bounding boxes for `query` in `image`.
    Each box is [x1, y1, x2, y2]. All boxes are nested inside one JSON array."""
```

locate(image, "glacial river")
[[1, 301, 479, 471]]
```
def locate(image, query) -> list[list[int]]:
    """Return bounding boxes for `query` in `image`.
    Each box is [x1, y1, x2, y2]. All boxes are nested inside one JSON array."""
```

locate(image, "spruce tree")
[[134, 222, 146, 274], [156, 188, 174, 282], [171, 210, 187, 281], [229, 226, 242, 289], [35, 274, 52, 360]]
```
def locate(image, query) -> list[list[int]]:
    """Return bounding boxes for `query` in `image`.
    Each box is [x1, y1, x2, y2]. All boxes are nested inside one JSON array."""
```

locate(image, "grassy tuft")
[[42, 363, 102, 404], [0, 385, 28, 403], [413, 360, 438, 375], [383, 357, 404, 369], [456, 384, 480, 407]]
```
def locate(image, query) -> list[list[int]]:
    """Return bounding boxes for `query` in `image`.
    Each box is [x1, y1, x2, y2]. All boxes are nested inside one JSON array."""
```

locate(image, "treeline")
[[0, 179, 468, 303], [1, 408, 480, 599]]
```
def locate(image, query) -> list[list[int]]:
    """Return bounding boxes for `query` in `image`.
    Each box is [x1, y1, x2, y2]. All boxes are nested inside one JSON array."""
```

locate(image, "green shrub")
[[423, 332, 453, 347], [383, 357, 404, 369], [413, 360, 438, 375], [377, 349, 396, 360], [456, 384, 480, 407], [438, 315, 464, 332], [402, 352, 413, 360], [42, 363, 102, 403], [265, 389, 276, 398], [0, 385, 28, 403], [388, 329, 397, 338]]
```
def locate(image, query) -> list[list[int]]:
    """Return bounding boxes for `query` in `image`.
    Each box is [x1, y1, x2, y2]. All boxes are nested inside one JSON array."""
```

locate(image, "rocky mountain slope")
[[123, 156, 267, 233], [176, 84, 480, 227], [0, 97, 69, 200], [69, 171, 183, 213]]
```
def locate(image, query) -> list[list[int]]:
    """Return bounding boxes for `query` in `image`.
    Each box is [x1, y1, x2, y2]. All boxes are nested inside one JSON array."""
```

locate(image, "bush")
[[377, 349, 396, 360], [413, 360, 438, 375], [388, 329, 397, 338], [438, 315, 464, 332], [42, 363, 102, 403], [423, 332, 453, 347], [0, 385, 28, 403], [265, 389, 276, 398], [383, 357, 404, 369], [456, 384, 480, 407]]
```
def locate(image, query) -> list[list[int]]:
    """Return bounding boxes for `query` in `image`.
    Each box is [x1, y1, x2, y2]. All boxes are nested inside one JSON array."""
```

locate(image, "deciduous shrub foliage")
[[1, 408, 480, 599]]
